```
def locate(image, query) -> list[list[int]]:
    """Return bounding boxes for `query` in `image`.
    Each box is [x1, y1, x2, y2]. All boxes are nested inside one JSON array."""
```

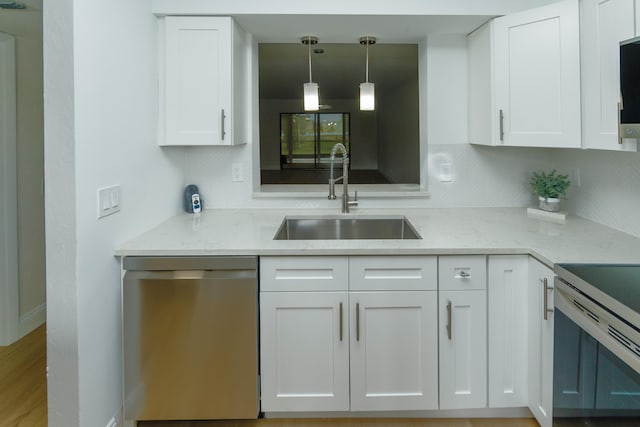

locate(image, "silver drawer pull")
[[339, 302, 343, 342], [356, 302, 360, 342], [446, 300, 452, 340], [221, 109, 226, 141], [459, 270, 470, 278]]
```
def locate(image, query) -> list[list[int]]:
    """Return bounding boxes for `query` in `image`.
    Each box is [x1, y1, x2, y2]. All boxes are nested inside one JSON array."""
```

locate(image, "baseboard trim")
[[19, 303, 46, 337], [107, 405, 124, 427]]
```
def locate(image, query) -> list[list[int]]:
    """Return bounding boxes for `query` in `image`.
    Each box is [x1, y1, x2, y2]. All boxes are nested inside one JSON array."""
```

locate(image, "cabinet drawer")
[[438, 256, 486, 291], [260, 256, 348, 292], [350, 256, 437, 291]]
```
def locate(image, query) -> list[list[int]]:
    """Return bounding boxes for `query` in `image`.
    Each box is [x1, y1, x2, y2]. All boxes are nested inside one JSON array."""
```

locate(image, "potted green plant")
[[530, 169, 571, 212]]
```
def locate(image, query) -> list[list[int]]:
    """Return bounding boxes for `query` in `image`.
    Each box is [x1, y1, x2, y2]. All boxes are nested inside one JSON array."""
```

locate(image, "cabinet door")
[[493, 0, 581, 147], [527, 258, 555, 427], [439, 290, 487, 410], [488, 255, 528, 408], [260, 292, 349, 411], [349, 291, 438, 411], [581, 0, 637, 151], [162, 17, 232, 146]]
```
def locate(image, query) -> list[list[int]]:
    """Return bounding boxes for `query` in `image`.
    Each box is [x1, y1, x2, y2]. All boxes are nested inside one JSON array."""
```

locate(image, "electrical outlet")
[[232, 163, 244, 182], [439, 163, 453, 182], [97, 185, 121, 219]]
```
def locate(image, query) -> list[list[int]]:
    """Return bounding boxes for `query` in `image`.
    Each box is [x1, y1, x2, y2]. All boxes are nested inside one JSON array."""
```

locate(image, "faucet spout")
[[328, 143, 357, 213]]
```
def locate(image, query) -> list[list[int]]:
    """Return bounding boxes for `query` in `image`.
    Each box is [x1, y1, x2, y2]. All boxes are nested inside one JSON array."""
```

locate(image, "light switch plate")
[[97, 185, 121, 219]]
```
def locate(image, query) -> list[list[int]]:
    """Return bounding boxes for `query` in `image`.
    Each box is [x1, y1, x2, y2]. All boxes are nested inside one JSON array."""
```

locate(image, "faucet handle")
[[347, 191, 358, 210]]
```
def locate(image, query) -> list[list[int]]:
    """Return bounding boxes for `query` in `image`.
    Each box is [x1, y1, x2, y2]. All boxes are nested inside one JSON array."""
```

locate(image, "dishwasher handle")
[[123, 256, 257, 271]]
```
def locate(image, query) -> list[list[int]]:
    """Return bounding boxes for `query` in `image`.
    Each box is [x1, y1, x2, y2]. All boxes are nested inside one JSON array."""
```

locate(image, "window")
[[280, 113, 350, 169]]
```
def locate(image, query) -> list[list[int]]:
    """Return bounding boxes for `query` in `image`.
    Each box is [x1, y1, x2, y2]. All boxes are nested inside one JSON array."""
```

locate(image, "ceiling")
[[251, 14, 493, 101], [259, 42, 418, 100], [234, 15, 493, 43]]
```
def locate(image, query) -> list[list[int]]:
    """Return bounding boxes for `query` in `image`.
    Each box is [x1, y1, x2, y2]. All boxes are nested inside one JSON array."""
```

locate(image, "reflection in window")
[[280, 113, 350, 169]]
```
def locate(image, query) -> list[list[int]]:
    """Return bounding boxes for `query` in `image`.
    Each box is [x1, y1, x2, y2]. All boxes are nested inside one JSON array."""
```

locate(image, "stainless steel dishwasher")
[[122, 256, 258, 421]]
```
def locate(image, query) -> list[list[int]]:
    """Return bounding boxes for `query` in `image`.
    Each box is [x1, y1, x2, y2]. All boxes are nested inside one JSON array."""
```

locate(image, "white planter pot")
[[538, 196, 560, 212]]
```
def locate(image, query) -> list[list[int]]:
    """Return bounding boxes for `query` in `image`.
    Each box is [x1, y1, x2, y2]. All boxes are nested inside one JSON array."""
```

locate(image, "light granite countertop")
[[114, 208, 640, 268]]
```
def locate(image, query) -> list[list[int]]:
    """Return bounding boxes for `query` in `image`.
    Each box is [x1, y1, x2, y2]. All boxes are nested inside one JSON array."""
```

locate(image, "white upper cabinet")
[[581, 0, 638, 151], [468, 0, 581, 148], [159, 16, 248, 146]]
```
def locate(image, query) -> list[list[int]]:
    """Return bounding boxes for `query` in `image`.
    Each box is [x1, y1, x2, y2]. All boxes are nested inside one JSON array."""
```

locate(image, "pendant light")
[[359, 36, 376, 111], [302, 36, 319, 111]]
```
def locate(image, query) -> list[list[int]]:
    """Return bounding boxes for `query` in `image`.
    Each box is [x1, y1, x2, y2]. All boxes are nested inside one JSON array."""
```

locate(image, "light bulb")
[[304, 82, 319, 111], [360, 82, 375, 111]]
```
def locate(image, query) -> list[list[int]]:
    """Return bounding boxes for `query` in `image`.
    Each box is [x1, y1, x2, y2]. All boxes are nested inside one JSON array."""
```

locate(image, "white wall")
[[185, 33, 552, 210], [550, 149, 640, 238], [0, 32, 19, 346], [15, 0, 45, 332], [44, 0, 184, 425], [377, 78, 420, 183]]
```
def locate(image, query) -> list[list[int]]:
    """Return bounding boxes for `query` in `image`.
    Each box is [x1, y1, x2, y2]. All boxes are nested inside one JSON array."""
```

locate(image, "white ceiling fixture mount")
[[359, 36, 376, 111], [302, 35, 319, 111]]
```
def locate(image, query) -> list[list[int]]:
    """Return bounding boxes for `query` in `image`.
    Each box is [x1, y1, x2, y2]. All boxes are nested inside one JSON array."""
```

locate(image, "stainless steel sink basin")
[[273, 216, 421, 240]]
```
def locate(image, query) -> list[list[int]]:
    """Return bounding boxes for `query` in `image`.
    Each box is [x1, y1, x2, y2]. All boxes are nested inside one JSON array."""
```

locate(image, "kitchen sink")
[[273, 215, 421, 240]]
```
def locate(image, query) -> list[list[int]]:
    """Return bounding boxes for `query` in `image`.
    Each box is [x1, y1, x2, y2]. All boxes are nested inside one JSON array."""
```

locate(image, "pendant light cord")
[[365, 43, 369, 83], [308, 38, 313, 83]]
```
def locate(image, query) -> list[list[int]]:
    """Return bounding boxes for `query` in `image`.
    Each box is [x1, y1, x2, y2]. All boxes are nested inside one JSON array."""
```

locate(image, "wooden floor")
[[0, 324, 47, 427], [140, 418, 539, 427]]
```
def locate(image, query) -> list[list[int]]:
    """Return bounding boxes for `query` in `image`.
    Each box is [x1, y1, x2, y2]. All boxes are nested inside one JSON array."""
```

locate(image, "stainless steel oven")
[[553, 264, 640, 426]]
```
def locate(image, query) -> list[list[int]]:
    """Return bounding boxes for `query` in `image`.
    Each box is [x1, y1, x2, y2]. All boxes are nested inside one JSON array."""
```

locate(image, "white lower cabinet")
[[350, 291, 438, 411], [260, 256, 438, 413], [528, 257, 555, 427], [260, 291, 349, 411], [261, 254, 556, 420], [438, 255, 487, 410], [488, 255, 529, 408], [439, 289, 487, 409]]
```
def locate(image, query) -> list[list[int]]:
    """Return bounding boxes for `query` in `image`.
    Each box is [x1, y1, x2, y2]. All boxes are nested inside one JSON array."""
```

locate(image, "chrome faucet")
[[328, 143, 358, 213]]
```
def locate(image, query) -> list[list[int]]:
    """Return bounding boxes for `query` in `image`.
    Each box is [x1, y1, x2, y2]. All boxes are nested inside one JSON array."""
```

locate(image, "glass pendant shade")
[[359, 36, 376, 111], [360, 82, 375, 111], [304, 82, 319, 111]]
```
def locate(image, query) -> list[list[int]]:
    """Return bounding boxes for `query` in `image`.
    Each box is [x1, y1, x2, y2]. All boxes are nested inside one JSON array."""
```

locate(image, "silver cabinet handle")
[[499, 109, 505, 142], [459, 270, 470, 278], [356, 302, 360, 342], [618, 102, 623, 144], [543, 277, 554, 321], [221, 109, 226, 141], [446, 300, 452, 340], [339, 302, 343, 342]]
